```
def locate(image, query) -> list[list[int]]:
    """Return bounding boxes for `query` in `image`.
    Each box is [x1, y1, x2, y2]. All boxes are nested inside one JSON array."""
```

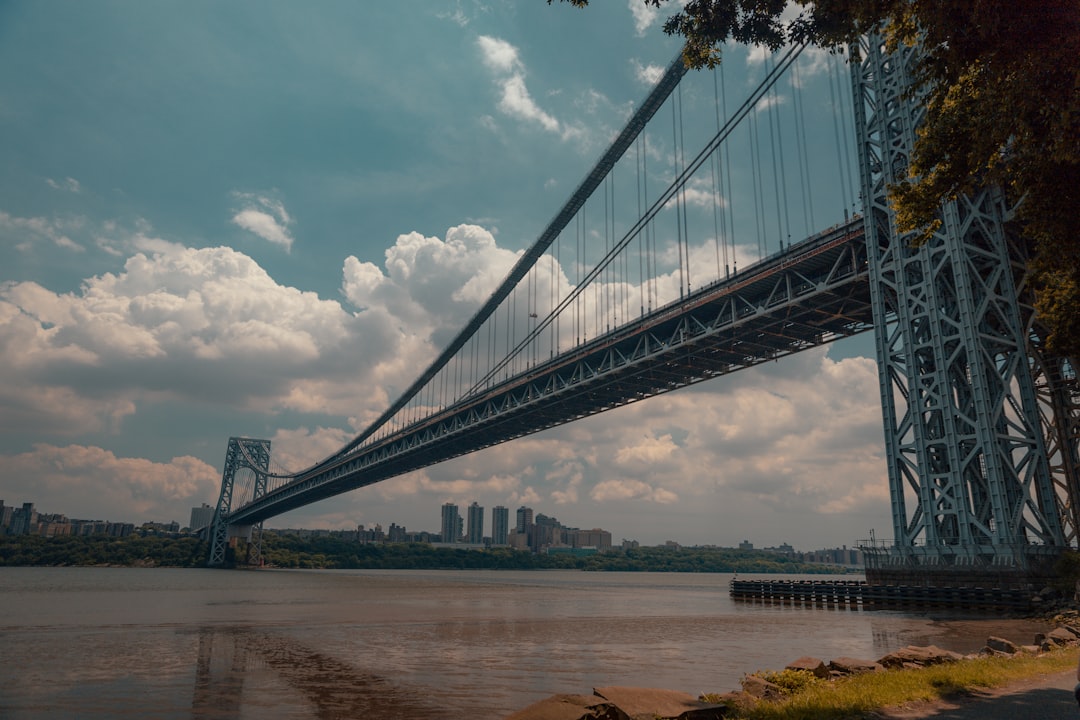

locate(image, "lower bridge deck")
[[729, 579, 1032, 611]]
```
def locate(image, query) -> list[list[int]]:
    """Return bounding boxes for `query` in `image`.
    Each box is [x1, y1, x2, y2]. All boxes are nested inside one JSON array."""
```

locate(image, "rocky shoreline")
[[503, 609, 1080, 720]]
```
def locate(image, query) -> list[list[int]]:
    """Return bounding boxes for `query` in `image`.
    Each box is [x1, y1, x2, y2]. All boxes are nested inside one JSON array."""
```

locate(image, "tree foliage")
[[555, 0, 1080, 355]]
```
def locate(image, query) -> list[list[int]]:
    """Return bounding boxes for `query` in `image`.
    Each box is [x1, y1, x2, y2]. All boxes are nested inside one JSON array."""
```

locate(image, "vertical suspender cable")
[[828, 53, 851, 220], [792, 58, 814, 236], [637, 136, 645, 316], [720, 60, 736, 275], [835, 49, 857, 218], [672, 98, 685, 299], [710, 68, 723, 283], [678, 83, 691, 294]]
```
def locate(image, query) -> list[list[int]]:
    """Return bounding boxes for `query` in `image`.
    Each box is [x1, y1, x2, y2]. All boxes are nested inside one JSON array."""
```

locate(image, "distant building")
[[441, 503, 461, 544], [491, 506, 509, 545], [9, 503, 37, 535], [466, 502, 484, 544], [738, 539, 754, 551], [572, 528, 612, 550], [189, 503, 215, 532], [515, 506, 533, 534]]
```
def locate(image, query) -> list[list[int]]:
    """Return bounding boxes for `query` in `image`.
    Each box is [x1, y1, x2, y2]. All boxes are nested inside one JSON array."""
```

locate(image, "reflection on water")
[[192, 628, 453, 720], [0, 568, 1052, 719]]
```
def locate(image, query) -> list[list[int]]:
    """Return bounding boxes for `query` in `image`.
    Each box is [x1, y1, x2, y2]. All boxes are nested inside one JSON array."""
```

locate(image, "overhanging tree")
[[555, 0, 1080, 356]]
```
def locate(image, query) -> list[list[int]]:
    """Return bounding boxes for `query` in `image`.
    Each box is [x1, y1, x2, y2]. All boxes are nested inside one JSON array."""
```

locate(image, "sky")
[[0, 0, 892, 549]]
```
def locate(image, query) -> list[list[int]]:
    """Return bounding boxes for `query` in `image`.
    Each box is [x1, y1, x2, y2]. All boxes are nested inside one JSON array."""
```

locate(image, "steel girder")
[[227, 220, 872, 526], [209, 437, 271, 567], [853, 36, 1065, 567]]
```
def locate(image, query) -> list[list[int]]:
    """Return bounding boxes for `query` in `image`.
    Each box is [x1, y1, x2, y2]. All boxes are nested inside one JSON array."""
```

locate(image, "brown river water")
[[0, 567, 1052, 719]]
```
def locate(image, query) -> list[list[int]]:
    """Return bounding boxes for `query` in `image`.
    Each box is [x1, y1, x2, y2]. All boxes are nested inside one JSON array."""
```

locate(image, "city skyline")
[[0, 1, 890, 549]]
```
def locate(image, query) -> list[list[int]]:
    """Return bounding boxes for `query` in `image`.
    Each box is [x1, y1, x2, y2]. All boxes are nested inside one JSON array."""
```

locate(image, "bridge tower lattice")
[[853, 36, 1078, 571], [208, 437, 270, 567]]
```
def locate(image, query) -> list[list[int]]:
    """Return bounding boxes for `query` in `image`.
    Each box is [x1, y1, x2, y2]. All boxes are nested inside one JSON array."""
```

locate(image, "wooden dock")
[[729, 579, 1032, 611]]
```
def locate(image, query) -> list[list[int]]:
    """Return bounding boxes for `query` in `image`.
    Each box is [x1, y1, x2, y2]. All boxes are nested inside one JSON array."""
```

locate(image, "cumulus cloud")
[[0, 444, 220, 523], [231, 192, 294, 250], [0, 222, 531, 448]]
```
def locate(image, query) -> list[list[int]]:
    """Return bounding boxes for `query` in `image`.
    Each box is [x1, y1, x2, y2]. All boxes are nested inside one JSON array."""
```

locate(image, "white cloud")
[[0, 211, 84, 252], [46, 177, 81, 193], [477, 35, 521, 74], [632, 59, 666, 86], [0, 444, 219, 523], [231, 193, 294, 251], [477, 35, 562, 135], [627, 0, 660, 36]]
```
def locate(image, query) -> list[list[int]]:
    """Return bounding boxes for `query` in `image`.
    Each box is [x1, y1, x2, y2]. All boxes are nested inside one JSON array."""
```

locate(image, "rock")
[[986, 636, 1018, 654], [702, 692, 754, 714], [1059, 624, 1080, 639], [738, 675, 784, 702], [828, 657, 884, 675], [502, 694, 631, 720], [878, 645, 963, 668], [1020, 645, 1042, 654], [592, 686, 729, 719], [785, 656, 830, 679], [1046, 627, 1077, 646]]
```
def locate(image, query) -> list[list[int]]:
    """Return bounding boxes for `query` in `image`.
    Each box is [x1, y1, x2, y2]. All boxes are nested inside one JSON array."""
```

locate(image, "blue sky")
[[0, 0, 890, 548]]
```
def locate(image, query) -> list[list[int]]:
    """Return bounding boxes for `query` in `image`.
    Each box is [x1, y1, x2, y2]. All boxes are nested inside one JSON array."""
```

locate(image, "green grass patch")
[[708, 648, 1078, 720]]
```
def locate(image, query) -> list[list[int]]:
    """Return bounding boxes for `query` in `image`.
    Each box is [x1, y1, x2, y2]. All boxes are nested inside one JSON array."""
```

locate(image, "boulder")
[[503, 694, 631, 720], [877, 645, 963, 668], [592, 686, 729, 720], [1019, 645, 1042, 654], [738, 675, 783, 701], [828, 657, 884, 675], [985, 636, 1018, 654], [1059, 624, 1080, 639], [1046, 627, 1077, 646], [785, 656, 830, 679]]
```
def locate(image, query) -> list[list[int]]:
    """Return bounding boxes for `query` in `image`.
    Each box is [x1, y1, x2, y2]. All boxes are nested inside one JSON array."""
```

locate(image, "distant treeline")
[[0, 533, 848, 574]]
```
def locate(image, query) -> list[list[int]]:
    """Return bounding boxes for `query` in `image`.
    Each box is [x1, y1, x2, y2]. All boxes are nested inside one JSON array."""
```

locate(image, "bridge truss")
[[208, 35, 1078, 572], [854, 36, 1079, 570]]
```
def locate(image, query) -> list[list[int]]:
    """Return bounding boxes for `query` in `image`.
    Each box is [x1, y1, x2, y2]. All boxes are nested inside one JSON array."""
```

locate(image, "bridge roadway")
[[228, 217, 873, 526]]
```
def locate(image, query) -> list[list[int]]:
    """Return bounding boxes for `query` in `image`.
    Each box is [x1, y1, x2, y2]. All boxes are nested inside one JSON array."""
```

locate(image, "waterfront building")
[[491, 506, 509, 545], [440, 503, 461, 544], [189, 503, 215, 533], [9, 503, 37, 535], [466, 502, 484, 544], [515, 506, 533, 534]]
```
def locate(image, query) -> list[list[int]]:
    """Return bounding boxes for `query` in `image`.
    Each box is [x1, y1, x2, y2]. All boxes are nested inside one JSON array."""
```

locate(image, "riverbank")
[[504, 611, 1080, 719]]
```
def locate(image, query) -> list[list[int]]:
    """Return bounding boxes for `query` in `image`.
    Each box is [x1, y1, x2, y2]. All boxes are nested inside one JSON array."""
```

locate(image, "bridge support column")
[[852, 35, 1071, 581], [208, 437, 271, 567]]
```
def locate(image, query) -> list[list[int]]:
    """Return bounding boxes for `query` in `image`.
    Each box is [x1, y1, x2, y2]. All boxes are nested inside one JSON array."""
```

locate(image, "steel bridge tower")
[[208, 437, 270, 567], [853, 36, 1079, 579]]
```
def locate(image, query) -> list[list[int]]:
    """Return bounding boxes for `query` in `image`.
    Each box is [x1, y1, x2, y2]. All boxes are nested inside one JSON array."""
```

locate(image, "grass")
[[706, 647, 1078, 720]]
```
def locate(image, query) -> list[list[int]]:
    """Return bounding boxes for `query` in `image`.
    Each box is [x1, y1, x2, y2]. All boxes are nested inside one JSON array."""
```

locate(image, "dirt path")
[[874, 669, 1078, 719]]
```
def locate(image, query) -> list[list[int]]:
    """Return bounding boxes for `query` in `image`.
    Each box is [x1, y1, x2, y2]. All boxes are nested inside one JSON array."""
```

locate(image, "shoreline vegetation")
[[506, 616, 1080, 719], [0, 533, 850, 573]]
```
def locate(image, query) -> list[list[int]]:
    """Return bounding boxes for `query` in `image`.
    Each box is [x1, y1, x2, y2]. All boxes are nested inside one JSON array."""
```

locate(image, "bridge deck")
[[229, 219, 872, 525]]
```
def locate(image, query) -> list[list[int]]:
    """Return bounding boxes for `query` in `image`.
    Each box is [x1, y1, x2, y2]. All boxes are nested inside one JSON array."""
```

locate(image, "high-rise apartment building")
[[189, 503, 215, 532], [466, 501, 484, 544], [516, 506, 533, 534], [491, 505, 509, 545], [441, 503, 460, 543]]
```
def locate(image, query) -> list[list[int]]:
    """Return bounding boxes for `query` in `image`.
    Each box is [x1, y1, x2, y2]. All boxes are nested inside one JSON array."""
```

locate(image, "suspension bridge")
[[209, 36, 1079, 583]]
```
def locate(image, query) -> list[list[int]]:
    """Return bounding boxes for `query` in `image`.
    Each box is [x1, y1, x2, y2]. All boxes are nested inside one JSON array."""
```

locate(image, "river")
[[0, 567, 1050, 718]]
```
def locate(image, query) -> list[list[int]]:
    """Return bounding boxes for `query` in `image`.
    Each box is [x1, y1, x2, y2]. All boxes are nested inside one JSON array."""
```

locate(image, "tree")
[[555, 0, 1080, 356]]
